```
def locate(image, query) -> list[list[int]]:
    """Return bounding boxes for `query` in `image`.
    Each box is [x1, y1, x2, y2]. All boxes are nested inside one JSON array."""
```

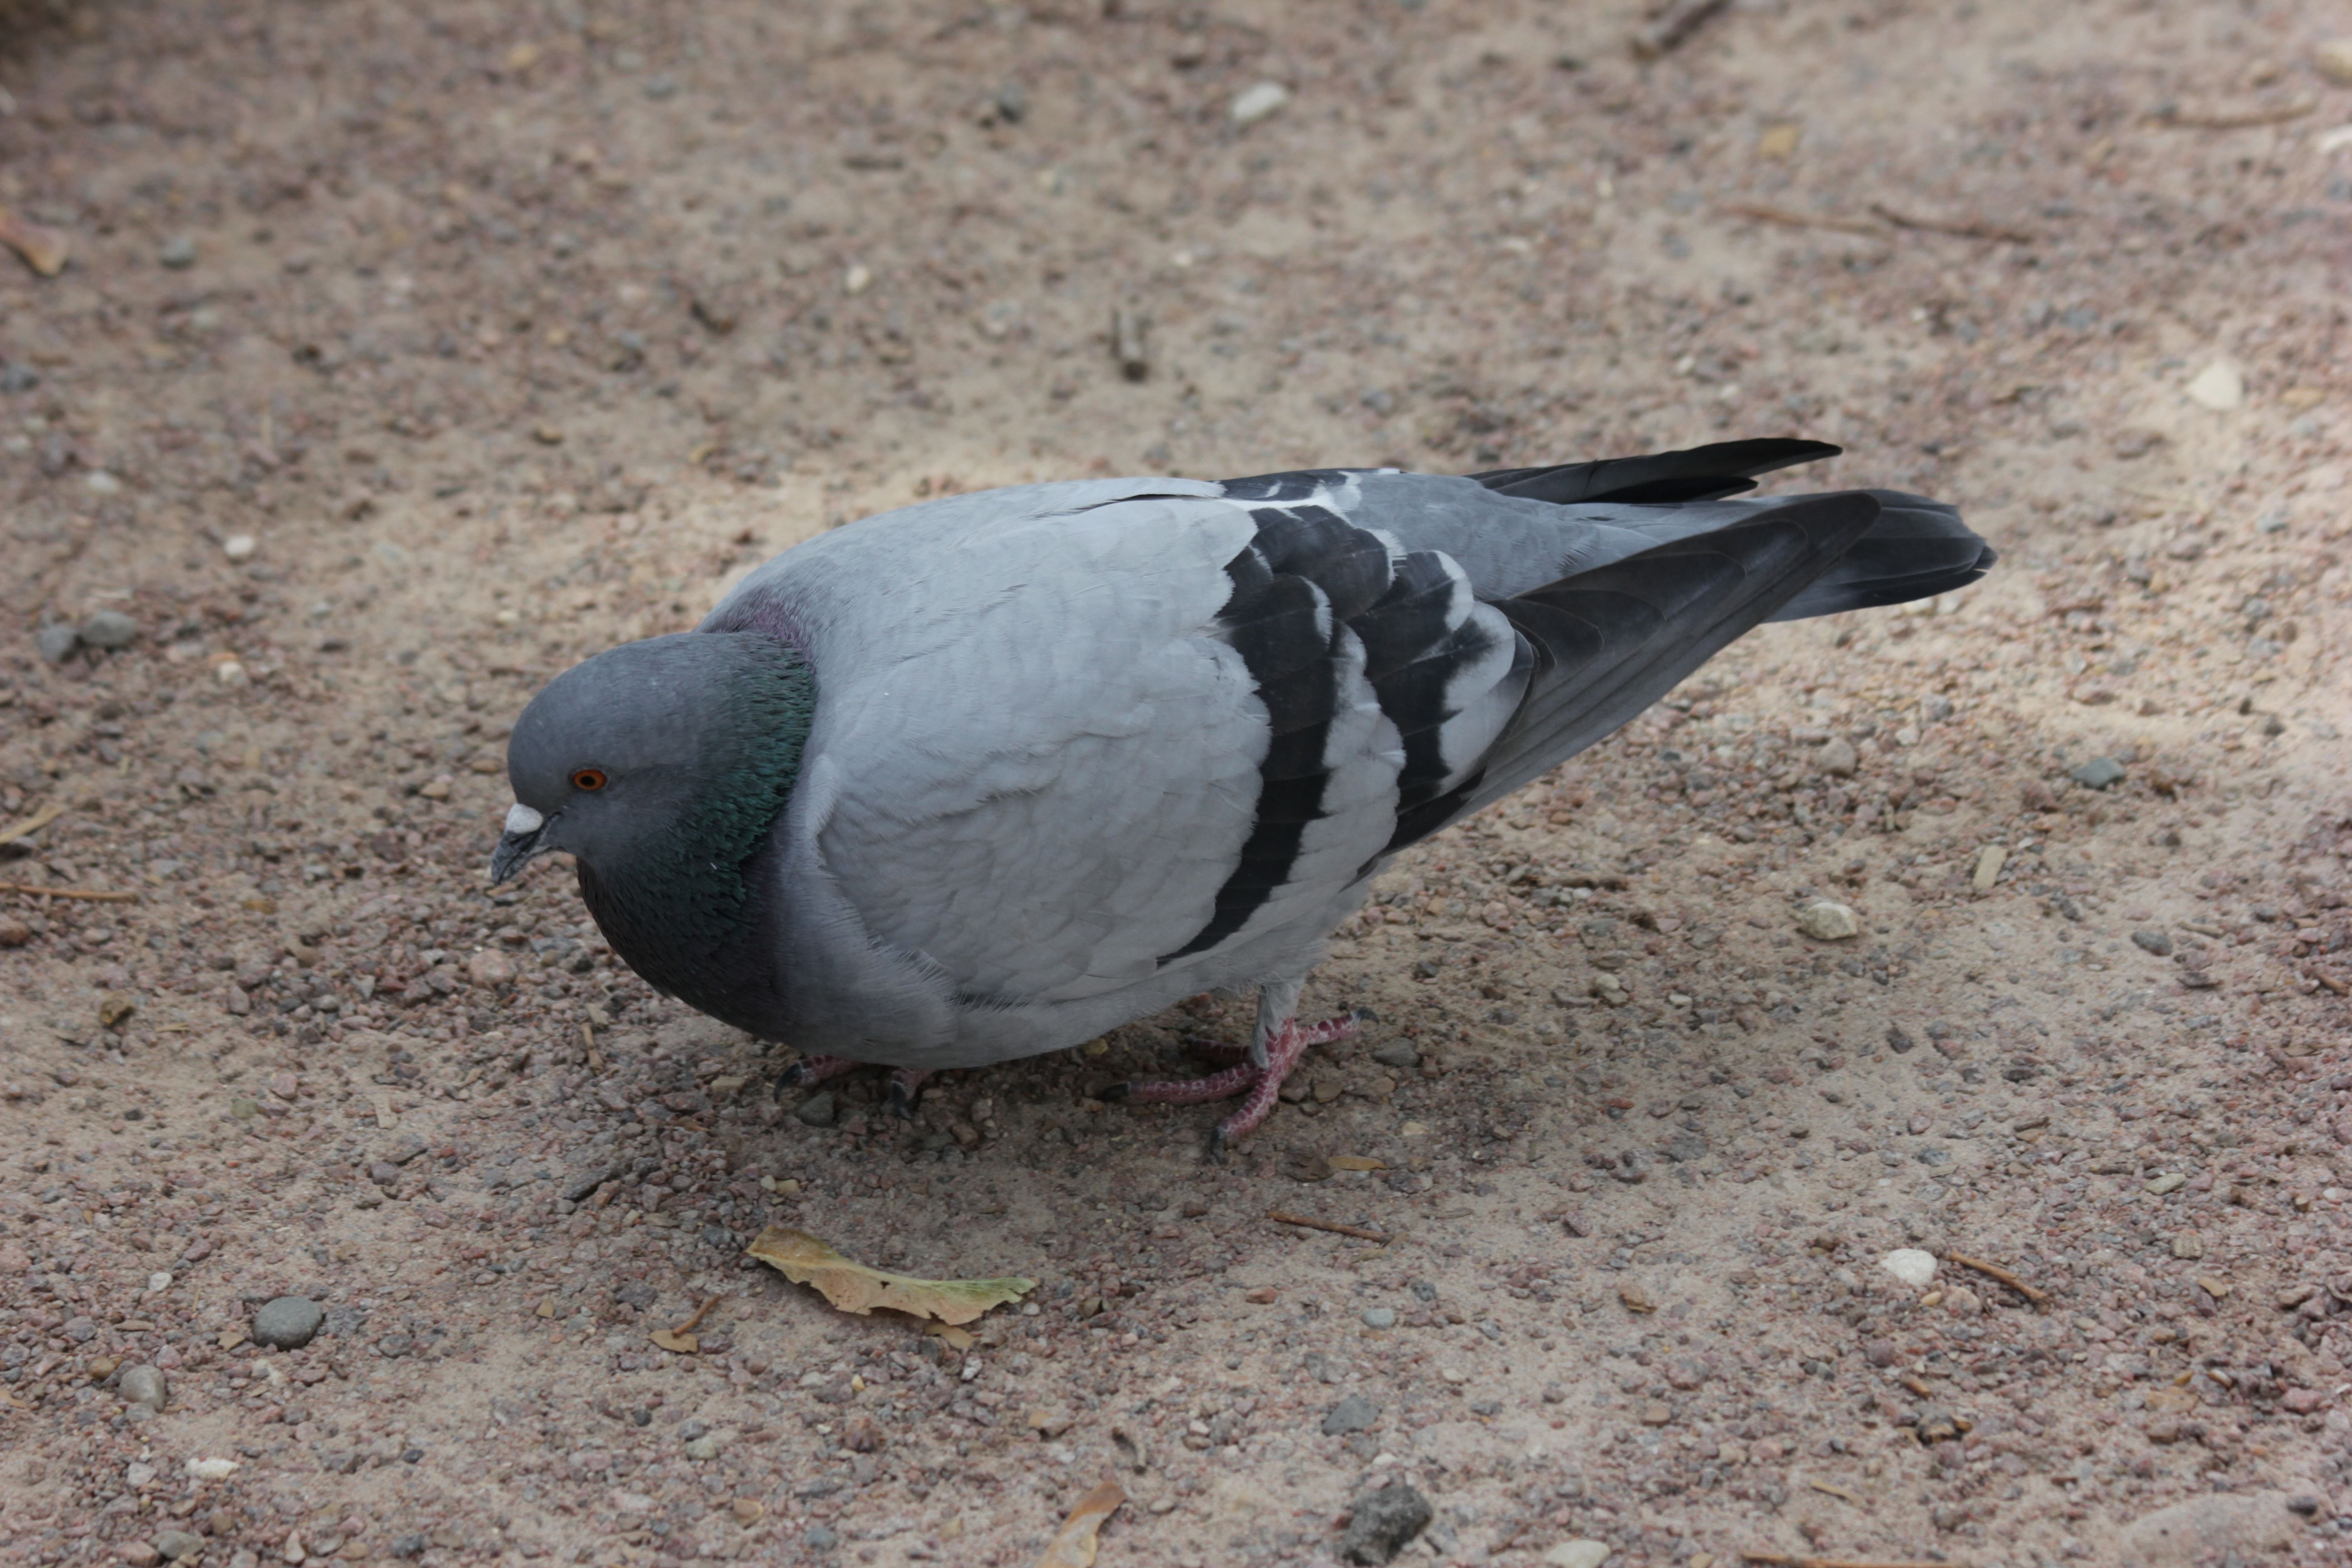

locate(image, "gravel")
[[794, 1091, 837, 1127], [1320, 1393, 1380, 1435], [117, 1364, 167, 1412], [1338, 1481, 1433, 1565], [251, 1296, 325, 1350], [78, 610, 141, 649], [1795, 899, 1862, 940]]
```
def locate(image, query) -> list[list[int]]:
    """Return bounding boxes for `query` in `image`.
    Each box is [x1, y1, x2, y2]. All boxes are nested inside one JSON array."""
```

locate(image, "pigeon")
[[491, 439, 1992, 1152]]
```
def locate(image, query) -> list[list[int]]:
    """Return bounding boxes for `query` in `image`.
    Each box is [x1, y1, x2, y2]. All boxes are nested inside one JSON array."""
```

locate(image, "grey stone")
[[1817, 737, 1860, 777], [1339, 1481, 1433, 1565], [560, 1165, 614, 1201], [391, 1534, 428, 1559], [684, 1433, 722, 1460], [1368, 1041, 1420, 1070], [1795, 900, 1862, 941], [802, 1525, 840, 1551], [2132, 930, 2174, 957], [1663, 1130, 1708, 1164], [1360, 1307, 1398, 1330], [158, 235, 197, 269], [152, 1531, 205, 1562], [251, 1295, 324, 1350], [0, 360, 37, 393], [1321, 1392, 1381, 1435], [2070, 755, 2127, 789], [118, 1364, 168, 1411], [35, 623, 79, 663], [79, 610, 141, 649], [794, 1091, 837, 1128]]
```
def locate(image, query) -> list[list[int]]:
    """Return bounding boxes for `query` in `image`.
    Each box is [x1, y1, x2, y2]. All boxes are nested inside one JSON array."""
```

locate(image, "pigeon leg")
[[1111, 1013, 1359, 1160], [777, 1053, 862, 1091], [887, 1068, 933, 1121]]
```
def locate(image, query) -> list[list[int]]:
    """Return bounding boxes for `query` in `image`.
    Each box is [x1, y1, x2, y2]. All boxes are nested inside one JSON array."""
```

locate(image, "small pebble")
[[842, 264, 872, 295], [684, 1433, 722, 1460], [2070, 756, 2127, 789], [118, 1364, 168, 1412], [2319, 39, 2352, 86], [118, 1544, 160, 1568], [801, 1525, 840, 1550], [251, 1296, 324, 1350], [1544, 1544, 1611, 1568], [1880, 1248, 1938, 1288], [223, 533, 258, 562], [2184, 361, 2244, 412], [1795, 900, 1862, 941], [2132, 929, 2173, 956], [1230, 81, 1292, 127], [158, 235, 197, 269], [795, 1091, 837, 1128], [1338, 1481, 1432, 1565], [1368, 1041, 1419, 1070], [1361, 1307, 1398, 1330], [1816, 737, 1859, 778], [0, 916, 31, 948], [80, 609, 141, 650], [2146, 1172, 2186, 1196], [35, 623, 80, 663], [1322, 1393, 1381, 1435], [152, 1532, 205, 1563]]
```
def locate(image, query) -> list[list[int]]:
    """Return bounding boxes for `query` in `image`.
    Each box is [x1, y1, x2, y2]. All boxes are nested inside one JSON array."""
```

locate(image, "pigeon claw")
[[887, 1068, 933, 1121], [775, 1052, 860, 1098], [1116, 1014, 1361, 1158]]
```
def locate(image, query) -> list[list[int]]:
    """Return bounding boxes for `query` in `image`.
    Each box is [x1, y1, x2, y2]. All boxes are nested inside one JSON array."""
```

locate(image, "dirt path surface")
[[5, 2, 2351, 1566]]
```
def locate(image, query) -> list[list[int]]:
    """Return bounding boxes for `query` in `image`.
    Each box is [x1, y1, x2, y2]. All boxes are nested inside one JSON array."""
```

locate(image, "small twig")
[[1740, 1555, 1962, 1568], [581, 1020, 605, 1072], [1947, 1251, 2050, 1304], [669, 1295, 724, 1337], [1721, 202, 1887, 238], [0, 801, 68, 848], [2149, 99, 2314, 130], [1868, 202, 2035, 245], [1267, 1210, 1392, 1244], [1631, 0, 1732, 59], [0, 882, 138, 902]]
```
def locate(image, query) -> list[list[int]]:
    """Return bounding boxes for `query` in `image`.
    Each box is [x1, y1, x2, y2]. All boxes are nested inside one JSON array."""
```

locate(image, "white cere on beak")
[[504, 802, 545, 835]]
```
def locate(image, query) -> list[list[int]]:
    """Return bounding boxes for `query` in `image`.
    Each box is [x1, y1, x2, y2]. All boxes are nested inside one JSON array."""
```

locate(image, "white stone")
[[842, 264, 872, 295], [85, 470, 121, 494], [1544, 1544, 1612, 1568], [222, 534, 257, 562], [2185, 361, 2244, 412], [1881, 1248, 1939, 1288], [185, 1457, 241, 1480], [1796, 900, 1862, 941], [147, 1270, 172, 1295], [1230, 81, 1291, 126]]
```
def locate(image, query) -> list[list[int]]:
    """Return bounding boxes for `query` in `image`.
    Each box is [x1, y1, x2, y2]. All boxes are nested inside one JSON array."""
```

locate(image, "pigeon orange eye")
[[571, 768, 608, 792]]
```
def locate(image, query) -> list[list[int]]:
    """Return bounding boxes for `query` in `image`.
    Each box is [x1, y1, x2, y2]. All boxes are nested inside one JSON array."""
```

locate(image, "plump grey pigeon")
[[491, 440, 1992, 1152]]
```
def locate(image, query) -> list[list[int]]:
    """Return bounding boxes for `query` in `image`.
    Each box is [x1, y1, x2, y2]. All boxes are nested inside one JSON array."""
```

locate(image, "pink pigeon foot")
[[1112, 1014, 1360, 1160], [777, 1056, 933, 1118]]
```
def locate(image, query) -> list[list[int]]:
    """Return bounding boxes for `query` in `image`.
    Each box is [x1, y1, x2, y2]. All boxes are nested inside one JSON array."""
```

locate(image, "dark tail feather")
[[1467, 438, 1841, 507], [1764, 490, 1996, 621], [1391, 493, 1884, 843]]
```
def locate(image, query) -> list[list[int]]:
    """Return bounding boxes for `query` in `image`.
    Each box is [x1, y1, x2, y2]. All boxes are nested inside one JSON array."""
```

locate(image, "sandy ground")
[[4, 2, 2352, 1566]]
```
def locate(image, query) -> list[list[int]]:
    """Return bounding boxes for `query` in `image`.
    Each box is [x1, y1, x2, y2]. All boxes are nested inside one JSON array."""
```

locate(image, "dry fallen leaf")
[[1032, 1480, 1125, 1568], [1327, 1154, 1386, 1172], [648, 1328, 698, 1354], [926, 1322, 977, 1351], [748, 1226, 1035, 1324], [0, 204, 69, 276]]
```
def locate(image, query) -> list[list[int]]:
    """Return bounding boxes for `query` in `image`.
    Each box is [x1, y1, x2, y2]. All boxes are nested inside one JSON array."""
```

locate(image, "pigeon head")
[[490, 631, 814, 1022]]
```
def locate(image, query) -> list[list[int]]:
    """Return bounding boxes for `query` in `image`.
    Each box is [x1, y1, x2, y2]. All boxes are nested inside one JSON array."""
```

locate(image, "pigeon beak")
[[488, 801, 554, 886]]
